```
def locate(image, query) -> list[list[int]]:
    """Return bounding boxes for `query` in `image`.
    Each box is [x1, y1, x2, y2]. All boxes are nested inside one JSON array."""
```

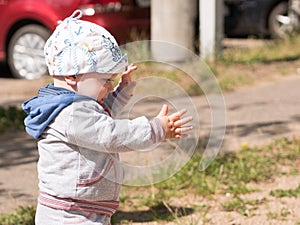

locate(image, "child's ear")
[[64, 76, 78, 86]]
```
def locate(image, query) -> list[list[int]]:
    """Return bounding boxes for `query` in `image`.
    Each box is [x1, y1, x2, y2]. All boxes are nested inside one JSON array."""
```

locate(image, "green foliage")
[[218, 73, 254, 92], [267, 207, 292, 220], [153, 143, 279, 198], [0, 106, 26, 133], [270, 185, 300, 198], [218, 35, 300, 64], [222, 196, 267, 217], [211, 34, 300, 92], [119, 137, 300, 221], [0, 206, 35, 225]]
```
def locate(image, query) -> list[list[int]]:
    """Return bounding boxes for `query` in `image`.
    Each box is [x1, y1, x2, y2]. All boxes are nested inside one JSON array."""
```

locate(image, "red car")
[[0, 0, 150, 79]]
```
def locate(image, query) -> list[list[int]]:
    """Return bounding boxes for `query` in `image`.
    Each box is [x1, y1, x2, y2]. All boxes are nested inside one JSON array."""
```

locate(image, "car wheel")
[[8, 24, 50, 79], [268, 2, 289, 38]]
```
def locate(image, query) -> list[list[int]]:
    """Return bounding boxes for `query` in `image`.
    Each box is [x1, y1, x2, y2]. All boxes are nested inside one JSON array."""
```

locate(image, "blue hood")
[[22, 84, 92, 139]]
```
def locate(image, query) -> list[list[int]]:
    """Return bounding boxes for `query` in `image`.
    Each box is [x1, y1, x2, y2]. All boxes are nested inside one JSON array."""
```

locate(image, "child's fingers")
[[174, 125, 193, 134], [174, 133, 188, 139], [169, 108, 187, 120], [174, 116, 193, 127], [157, 104, 169, 117], [120, 64, 137, 86], [128, 64, 137, 72], [123, 64, 137, 75]]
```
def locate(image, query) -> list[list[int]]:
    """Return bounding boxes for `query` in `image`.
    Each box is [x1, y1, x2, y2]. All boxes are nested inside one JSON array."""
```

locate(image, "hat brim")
[[97, 53, 128, 74]]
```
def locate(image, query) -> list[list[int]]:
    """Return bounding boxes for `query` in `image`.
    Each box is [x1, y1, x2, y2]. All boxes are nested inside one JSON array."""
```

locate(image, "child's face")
[[76, 72, 117, 104]]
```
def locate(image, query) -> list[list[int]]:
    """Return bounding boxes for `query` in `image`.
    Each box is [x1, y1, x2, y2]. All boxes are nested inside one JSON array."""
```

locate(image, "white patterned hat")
[[44, 10, 128, 76]]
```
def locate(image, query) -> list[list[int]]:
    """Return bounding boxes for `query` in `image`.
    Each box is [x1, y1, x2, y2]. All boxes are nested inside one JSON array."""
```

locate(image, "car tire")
[[268, 2, 289, 38], [7, 24, 50, 79]]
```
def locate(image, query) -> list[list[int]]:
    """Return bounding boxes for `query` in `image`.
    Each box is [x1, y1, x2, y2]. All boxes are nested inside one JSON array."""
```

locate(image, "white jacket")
[[36, 93, 164, 216]]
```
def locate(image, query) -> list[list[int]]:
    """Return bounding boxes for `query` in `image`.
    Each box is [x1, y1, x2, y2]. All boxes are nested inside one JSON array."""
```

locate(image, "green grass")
[[267, 207, 292, 220], [218, 35, 300, 64], [0, 106, 26, 134], [211, 35, 300, 91], [152, 137, 299, 198], [117, 137, 300, 221], [270, 184, 300, 198], [217, 72, 254, 92], [0, 206, 35, 225], [222, 196, 267, 217]]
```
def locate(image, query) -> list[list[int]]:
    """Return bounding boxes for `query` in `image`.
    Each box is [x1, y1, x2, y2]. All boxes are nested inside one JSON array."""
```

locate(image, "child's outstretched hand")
[[119, 64, 137, 91], [156, 104, 193, 139]]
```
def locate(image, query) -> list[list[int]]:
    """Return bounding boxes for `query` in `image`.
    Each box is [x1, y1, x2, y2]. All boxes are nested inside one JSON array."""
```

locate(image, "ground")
[[115, 174, 300, 225]]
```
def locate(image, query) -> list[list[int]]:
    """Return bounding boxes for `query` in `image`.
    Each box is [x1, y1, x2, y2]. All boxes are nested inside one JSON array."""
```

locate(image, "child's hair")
[[44, 10, 128, 76]]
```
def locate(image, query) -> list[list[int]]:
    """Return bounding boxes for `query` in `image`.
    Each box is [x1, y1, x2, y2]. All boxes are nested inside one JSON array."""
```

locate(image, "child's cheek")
[[77, 79, 104, 100]]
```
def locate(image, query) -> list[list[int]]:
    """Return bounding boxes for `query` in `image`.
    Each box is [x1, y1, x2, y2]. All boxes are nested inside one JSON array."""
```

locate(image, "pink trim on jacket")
[[38, 192, 119, 217]]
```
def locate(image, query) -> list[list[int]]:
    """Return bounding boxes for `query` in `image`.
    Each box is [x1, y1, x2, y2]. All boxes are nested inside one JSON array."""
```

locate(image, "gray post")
[[151, 0, 198, 62], [200, 0, 223, 61]]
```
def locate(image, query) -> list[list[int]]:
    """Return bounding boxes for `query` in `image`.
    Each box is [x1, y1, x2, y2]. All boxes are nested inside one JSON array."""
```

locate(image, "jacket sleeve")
[[66, 99, 164, 153], [102, 82, 136, 117]]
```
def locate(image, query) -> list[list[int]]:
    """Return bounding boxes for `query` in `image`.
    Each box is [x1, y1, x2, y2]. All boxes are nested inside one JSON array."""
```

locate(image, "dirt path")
[[0, 76, 50, 107], [155, 175, 300, 225], [0, 132, 38, 213]]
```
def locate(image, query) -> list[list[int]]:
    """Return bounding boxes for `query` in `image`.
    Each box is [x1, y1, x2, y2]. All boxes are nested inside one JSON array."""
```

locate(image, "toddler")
[[22, 10, 193, 225]]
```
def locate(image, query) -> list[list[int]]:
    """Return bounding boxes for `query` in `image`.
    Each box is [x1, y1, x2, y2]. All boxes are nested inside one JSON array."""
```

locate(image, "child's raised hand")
[[156, 104, 193, 139], [119, 64, 137, 90]]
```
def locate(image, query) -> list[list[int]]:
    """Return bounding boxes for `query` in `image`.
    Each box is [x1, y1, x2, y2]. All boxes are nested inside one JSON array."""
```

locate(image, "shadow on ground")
[[0, 131, 38, 168], [112, 204, 194, 223]]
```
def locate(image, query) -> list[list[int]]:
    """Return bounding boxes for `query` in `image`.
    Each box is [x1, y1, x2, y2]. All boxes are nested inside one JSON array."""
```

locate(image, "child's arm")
[[66, 99, 193, 153], [102, 64, 137, 115]]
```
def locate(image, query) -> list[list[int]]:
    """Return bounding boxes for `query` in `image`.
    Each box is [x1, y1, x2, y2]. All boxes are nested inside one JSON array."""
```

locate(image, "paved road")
[[0, 75, 300, 213], [220, 75, 300, 150]]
